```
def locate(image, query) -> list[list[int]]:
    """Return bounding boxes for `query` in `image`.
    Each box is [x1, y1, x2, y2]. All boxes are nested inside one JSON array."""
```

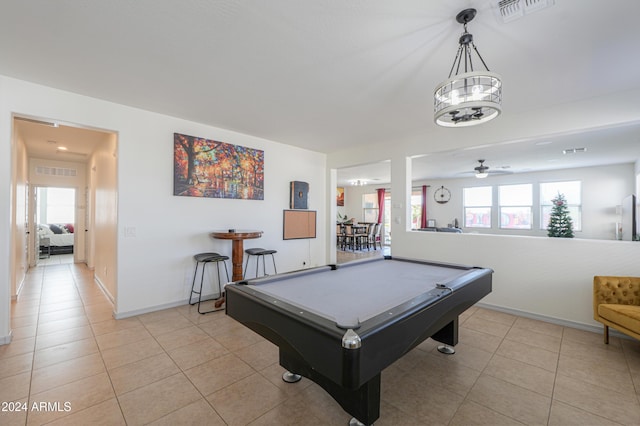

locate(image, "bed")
[[38, 223, 74, 255]]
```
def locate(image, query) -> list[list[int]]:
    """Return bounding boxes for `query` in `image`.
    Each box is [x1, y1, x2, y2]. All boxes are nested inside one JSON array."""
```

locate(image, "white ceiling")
[[2, 1, 640, 181], [338, 122, 640, 185], [14, 118, 110, 162]]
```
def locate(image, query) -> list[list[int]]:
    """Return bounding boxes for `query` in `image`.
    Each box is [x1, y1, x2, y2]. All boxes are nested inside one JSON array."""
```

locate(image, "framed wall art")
[[173, 133, 264, 200], [290, 181, 309, 209], [336, 187, 344, 206]]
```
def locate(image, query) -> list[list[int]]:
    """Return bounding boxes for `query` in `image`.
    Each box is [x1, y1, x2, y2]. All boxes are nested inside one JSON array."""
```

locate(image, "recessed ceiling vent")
[[562, 147, 587, 155], [35, 166, 77, 177], [496, 0, 555, 23]]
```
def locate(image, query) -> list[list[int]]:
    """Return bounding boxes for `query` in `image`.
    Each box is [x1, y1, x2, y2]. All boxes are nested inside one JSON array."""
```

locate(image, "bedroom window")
[[37, 187, 75, 224]]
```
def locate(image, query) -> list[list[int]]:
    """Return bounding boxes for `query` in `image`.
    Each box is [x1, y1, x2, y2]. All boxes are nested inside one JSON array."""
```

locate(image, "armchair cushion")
[[597, 305, 640, 336], [593, 276, 640, 342]]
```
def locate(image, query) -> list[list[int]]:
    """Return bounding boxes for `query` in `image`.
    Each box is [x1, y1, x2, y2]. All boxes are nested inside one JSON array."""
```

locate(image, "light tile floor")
[[2, 260, 640, 425], [35, 253, 74, 267], [336, 246, 387, 264]]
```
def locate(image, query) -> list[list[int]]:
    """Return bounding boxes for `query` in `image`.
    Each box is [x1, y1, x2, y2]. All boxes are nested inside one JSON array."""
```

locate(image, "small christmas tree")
[[547, 192, 574, 238]]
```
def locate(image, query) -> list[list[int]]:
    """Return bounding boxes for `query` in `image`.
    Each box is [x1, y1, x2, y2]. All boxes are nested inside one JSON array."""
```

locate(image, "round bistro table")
[[210, 230, 263, 281]]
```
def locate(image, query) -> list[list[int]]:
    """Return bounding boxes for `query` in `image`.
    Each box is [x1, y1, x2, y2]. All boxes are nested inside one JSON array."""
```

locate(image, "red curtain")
[[376, 188, 385, 224], [420, 185, 428, 228]]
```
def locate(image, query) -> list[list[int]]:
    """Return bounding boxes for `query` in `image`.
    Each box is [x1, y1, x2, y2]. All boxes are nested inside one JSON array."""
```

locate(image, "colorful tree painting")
[[173, 133, 264, 200]]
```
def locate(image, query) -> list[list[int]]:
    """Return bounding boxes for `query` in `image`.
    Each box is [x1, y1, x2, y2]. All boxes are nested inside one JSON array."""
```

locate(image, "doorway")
[[33, 186, 76, 266], [11, 115, 117, 302]]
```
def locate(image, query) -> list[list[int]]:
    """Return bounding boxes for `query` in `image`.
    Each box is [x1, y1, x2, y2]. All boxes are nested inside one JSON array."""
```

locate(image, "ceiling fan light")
[[475, 171, 489, 178]]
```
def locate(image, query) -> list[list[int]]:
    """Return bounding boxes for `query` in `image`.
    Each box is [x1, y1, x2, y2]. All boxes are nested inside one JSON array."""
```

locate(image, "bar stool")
[[189, 252, 230, 314], [243, 248, 277, 278]]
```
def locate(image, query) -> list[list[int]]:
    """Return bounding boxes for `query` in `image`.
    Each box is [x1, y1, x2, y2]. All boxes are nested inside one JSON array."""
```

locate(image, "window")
[[464, 186, 492, 228], [410, 189, 423, 229], [37, 187, 75, 224], [499, 184, 532, 229], [540, 181, 582, 231], [362, 193, 378, 223]]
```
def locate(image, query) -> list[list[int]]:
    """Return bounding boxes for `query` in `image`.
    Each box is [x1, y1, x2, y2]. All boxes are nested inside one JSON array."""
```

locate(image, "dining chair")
[[370, 223, 381, 250], [343, 224, 356, 250], [367, 224, 378, 250], [355, 223, 369, 250]]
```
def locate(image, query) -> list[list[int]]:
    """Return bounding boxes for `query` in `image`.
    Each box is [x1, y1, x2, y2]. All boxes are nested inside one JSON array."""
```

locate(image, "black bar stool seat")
[[243, 248, 277, 278], [189, 252, 229, 314]]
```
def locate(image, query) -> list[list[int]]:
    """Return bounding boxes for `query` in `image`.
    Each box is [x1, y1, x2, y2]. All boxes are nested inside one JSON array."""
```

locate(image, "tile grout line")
[[448, 314, 526, 426], [71, 263, 129, 426], [545, 323, 564, 426], [150, 308, 230, 424], [23, 265, 46, 426], [28, 264, 94, 425]]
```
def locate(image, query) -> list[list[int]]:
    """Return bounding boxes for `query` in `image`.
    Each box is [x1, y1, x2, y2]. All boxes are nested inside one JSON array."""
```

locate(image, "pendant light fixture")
[[434, 9, 502, 127]]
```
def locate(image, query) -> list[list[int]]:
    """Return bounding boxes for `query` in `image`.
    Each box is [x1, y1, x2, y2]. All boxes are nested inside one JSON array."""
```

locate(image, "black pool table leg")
[[280, 351, 380, 425], [282, 371, 301, 383], [432, 318, 458, 355], [349, 417, 368, 426]]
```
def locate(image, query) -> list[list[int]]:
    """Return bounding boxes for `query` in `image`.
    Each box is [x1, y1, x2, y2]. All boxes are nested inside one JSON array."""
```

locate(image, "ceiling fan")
[[467, 159, 512, 179], [474, 159, 490, 178]]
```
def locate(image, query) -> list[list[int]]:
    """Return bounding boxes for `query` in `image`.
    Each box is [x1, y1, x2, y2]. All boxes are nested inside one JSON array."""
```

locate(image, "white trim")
[[114, 299, 191, 320], [113, 287, 222, 319], [478, 302, 596, 331], [12, 272, 27, 301], [94, 276, 115, 305], [477, 302, 632, 340], [0, 330, 13, 345]]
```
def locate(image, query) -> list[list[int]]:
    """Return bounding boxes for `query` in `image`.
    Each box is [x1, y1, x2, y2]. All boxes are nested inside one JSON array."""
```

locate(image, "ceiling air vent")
[[35, 166, 77, 177], [496, 0, 555, 23], [562, 148, 587, 155]]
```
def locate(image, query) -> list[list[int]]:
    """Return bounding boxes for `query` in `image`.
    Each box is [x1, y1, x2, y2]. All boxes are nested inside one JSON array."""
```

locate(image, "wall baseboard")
[[113, 290, 222, 320], [114, 299, 192, 319], [0, 331, 13, 346], [13, 274, 27, 301], [477, 302, 631, 340], [94, 276, 115, 305]]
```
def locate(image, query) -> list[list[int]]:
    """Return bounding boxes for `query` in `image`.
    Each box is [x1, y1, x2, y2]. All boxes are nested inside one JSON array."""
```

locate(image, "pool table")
[[225, 256, 492, 425]]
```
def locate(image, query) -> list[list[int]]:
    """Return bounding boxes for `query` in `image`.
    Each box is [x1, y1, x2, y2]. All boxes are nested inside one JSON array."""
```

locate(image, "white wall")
[[88, 134, 118, 302], [1, 75, 327, 343], [388, 155, 640, 329], [412, 163, 635, 240], [394, 232, 640, 329], [341, 185, 371, 222], [10, 120, 28, 302], [114, 125, 326, 317]]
